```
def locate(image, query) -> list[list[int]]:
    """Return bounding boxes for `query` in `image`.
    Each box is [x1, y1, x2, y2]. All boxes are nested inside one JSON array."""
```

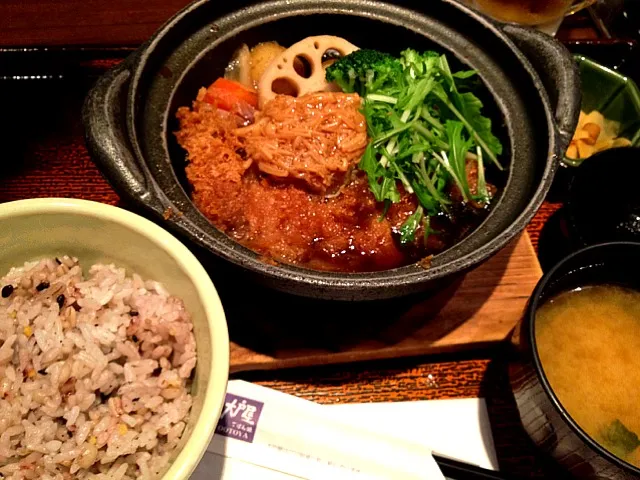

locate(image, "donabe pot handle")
[[82, 57, 165, 216], [502, 24, 581, 154]]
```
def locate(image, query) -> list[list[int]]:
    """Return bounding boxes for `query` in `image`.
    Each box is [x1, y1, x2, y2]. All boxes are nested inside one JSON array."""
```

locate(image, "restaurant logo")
[[216, 393, 264, 443]]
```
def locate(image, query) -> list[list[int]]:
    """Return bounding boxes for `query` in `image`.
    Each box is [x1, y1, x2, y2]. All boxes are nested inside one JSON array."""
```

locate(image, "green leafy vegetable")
[[599, 420, 640, 459], [423, 214, 431, 246], [326, 47, 504, 242], [452, 70, 477, 79], [444, 120, 473, 202], [399, 206, 424, 245], [475, 146, 490, 204], [359, 143, 400, 203]]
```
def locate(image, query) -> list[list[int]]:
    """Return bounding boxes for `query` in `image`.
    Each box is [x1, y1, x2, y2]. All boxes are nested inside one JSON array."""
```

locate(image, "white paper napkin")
[[192, 380, 444, 479], [328, 398, 498, 471], [191, 380, 498, 479]]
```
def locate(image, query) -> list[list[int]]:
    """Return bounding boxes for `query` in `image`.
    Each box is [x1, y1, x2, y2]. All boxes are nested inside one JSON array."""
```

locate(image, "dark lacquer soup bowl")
[[83, 0, 580, 301], [509, 242, 640, 479]]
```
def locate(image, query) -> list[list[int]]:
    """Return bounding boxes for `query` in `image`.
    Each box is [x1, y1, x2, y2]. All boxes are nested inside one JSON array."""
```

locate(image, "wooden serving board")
[[222, 233, 542, 373]]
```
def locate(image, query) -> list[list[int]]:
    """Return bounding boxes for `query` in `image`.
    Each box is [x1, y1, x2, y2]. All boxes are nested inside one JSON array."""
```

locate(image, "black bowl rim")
[[122, 0, 560, 293], [527, 240, 640, 475]]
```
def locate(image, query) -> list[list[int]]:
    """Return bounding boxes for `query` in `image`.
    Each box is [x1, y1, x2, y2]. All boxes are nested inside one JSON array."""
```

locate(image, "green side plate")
[[563, 55, 640, 167]]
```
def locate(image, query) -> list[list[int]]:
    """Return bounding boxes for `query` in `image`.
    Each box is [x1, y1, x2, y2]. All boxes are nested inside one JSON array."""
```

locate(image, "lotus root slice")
[[257, 35, 359, 108]]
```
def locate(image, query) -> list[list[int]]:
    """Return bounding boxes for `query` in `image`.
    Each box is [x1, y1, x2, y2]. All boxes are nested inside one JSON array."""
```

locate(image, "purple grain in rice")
[[0, 257, 197, 480]]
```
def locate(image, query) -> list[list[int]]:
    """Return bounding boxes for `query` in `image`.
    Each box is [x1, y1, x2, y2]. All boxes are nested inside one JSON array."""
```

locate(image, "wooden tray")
[[226, 233, 541, 373]]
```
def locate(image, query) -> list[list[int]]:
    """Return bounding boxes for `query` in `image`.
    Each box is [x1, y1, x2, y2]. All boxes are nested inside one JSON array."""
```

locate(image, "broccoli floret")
[[399, 49, 441, 77], [325, 49, 403, 97]]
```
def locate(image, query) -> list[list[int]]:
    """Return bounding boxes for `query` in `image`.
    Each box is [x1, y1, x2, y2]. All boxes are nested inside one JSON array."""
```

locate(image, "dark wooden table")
[[0, 2, 610, 478], [0, 0, 599, 46]]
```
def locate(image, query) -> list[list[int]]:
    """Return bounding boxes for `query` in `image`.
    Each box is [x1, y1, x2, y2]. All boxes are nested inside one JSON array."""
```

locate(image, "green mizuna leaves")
[[326, 48, 504, 241]]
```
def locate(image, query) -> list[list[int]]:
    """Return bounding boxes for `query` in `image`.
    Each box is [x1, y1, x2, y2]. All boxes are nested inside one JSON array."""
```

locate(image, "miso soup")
[[536, 285, 640, 468]]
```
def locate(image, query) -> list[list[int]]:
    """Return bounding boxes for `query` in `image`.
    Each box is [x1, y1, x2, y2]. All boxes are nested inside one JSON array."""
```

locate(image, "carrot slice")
[[203, 78, 258, 110]]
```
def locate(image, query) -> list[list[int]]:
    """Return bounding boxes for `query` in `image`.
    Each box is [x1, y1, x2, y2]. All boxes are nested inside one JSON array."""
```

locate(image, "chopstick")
[[433, 454, 524, 480]]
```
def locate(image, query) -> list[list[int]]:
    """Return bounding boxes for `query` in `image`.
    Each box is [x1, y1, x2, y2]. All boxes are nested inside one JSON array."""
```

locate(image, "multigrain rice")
[[0, 257, 197, 480]]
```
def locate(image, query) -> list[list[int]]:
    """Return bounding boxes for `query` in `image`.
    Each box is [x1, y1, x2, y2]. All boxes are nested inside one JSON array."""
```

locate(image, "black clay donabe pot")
[[83, 0, 580, 301], [509, 242, 640, 479]]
